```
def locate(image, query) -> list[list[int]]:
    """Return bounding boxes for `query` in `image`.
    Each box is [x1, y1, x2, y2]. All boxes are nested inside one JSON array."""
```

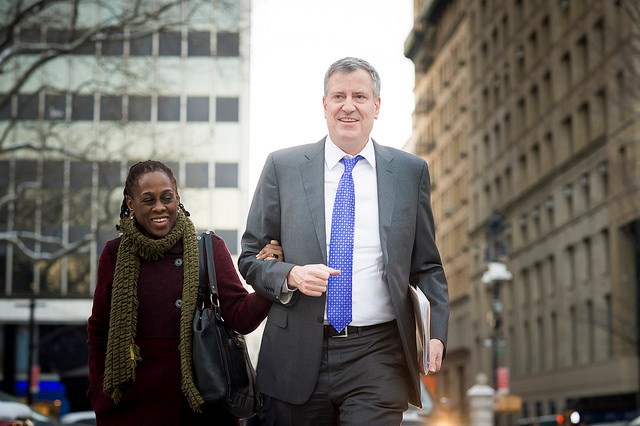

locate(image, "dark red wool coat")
[[87, 233, 271, 426]]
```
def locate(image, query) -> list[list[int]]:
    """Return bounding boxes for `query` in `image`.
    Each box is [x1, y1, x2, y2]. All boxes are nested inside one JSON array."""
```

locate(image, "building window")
[[570, 305, 577, 365], [185, 162, 208, 188], [520, 214, 529, 244], [72, 94, 94, 121], [593, 19, 605, 63], [98, 161, 121, 189], [576, 35, 588, 79], [605, 294, 612, 358], [542, 71, 552, 111], [504, 113, 511, 145], [70, 161, 93, 189], [564, 183, 573, 217], [594, 88, 607, 137], [42, 160, 64, 189], [551, 312, 560, 370], [532, 206, 541, 237], [524, 321, 531, 373], [45, 94, 66, 120], [529, 31, 538, 63], [130, 32, 152, 56], [540, 15, 550, 49], [530, 85, 539, 120], [100, 95, 122, 121], [518, 154, 527, 186], [548, 254, 556, 296], [187, 96, 209, 122], [580, 173, 590, 208], [561, 51, 572, 91], [546, 196, 555, 229], [544, 131, 554, 167], [561, 115, 573, 152], [0, 95, 10, 119], [158, 96, 180, 121], [600, 228, 610, 274], [159, 31, 181, 56], [216, 97, 239, 122], [46, 28, 69, 44], [215, 162, 238, 188], [566, 244, 576, 289], [19, 27, 41, 43], [584, 236, 592, 283], [578, 102, 590, 144], [128, 96, 151, 121], [102, 33, 124, 56], [532, 143, 541, 174], [188, 31, 210, 56], [216, 229, 238, 254], [18, 93, 39, 119], [517, 97, 526, 130], [217, 32, 239, 57], [75, 35, 96, 55]]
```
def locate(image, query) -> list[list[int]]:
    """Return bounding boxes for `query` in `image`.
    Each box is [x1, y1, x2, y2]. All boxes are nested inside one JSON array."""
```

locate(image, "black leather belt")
[[323, 321, 395, 338]]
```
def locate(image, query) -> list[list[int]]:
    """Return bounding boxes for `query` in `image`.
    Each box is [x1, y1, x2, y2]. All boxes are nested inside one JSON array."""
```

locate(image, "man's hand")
[[287, 264, 339, 297], [428, 339, 444, 373]]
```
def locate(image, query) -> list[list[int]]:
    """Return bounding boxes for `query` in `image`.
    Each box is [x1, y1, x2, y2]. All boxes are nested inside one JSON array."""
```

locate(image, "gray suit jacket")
[[238, 138, 449, 407]]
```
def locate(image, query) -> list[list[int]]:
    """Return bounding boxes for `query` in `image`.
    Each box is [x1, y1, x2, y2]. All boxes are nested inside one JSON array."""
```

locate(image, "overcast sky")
[[248, 0, 416, 191]]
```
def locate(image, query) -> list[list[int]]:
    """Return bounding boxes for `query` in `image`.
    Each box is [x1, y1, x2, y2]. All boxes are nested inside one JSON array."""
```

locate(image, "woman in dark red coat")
[[87, 161, 280, 425]]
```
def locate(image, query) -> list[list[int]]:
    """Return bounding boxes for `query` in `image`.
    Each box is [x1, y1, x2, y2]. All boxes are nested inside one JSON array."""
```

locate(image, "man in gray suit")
[[239, 57, 449, 425]]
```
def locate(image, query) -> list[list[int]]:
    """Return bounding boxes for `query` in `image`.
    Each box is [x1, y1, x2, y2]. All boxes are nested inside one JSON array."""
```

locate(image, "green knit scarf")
[[103, 210, 205, 411]]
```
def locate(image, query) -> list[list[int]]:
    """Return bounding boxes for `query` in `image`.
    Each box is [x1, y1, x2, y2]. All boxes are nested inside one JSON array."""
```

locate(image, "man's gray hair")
[[323, 57, 381, 98]]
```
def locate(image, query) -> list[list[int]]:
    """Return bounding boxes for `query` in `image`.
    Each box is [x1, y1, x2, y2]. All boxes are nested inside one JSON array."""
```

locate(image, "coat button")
[[175, 299, 182, 309], [317, 316, 324, 323], [175, 258, 183, 266]]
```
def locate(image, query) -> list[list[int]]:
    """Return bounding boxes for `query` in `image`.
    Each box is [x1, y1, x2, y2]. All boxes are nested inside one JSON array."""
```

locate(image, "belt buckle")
[[332, 327, 349, 338]]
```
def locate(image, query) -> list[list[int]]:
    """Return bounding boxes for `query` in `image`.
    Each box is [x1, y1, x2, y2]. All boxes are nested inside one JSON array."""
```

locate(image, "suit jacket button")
[[317, 316, 323, 323]]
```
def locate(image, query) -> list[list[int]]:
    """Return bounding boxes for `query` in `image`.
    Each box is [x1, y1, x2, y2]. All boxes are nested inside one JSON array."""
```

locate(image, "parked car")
[[59, 411, 96, 425], [0, 391, 58, 426]]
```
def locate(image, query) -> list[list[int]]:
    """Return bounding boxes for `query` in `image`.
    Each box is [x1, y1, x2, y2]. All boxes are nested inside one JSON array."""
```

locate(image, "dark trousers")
[[271, 321, 410, 426]]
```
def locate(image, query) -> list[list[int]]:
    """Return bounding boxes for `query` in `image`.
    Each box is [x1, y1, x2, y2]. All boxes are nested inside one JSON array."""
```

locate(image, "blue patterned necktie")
[[327, 155, 363, 333]]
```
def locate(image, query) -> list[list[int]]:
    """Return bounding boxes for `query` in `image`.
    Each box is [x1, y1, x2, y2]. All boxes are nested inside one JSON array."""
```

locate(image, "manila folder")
[[409, 284, 430, 374]]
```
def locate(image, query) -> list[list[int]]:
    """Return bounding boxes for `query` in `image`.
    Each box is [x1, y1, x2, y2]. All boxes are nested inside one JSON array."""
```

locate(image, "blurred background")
[[0, 0, 639, 425]]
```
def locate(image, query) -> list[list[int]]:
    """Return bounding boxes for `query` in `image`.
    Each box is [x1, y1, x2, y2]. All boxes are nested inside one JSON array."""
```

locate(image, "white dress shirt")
[[324, 137, 395, 326]]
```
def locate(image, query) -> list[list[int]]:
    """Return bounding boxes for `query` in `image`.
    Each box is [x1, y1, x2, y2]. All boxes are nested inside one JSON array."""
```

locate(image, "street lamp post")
[[482, 212, 515, 426], [26, 293, 37, 405], [482, 262, 512, 391]]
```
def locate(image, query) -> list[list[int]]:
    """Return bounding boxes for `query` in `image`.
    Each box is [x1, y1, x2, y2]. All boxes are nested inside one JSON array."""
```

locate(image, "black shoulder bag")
[[192, 231, 262, 418]]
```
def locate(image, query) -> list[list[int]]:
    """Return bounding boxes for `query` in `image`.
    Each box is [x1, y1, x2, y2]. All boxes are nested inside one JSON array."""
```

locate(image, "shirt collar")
[[325, 136, 376, 170]]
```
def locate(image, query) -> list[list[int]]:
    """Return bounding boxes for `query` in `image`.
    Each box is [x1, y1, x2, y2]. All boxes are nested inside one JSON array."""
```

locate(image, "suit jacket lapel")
[[300, 139, 328, 263], [374, 141, 397, 267]]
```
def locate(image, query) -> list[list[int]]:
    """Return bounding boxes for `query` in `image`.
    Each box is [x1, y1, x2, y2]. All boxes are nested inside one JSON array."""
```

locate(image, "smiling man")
[[239, 57, 449, 425]]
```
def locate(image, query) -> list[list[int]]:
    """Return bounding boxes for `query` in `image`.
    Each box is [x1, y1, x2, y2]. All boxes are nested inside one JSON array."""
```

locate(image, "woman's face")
[[126, 171, 180, 239]]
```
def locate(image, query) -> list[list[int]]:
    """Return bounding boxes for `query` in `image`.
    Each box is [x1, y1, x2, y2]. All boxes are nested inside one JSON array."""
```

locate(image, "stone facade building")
[[405, 0, 640, 423]]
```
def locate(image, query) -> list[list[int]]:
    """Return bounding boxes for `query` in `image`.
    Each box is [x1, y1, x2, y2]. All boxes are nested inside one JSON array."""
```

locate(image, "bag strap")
[[198, 231, 219, 307]]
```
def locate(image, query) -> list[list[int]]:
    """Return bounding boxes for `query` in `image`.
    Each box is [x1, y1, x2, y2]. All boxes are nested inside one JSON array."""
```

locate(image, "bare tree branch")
[[0, 231, 93, 261]]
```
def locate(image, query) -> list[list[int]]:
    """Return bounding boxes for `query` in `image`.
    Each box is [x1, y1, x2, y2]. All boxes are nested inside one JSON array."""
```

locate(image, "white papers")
[[409, 285, 430, 374]]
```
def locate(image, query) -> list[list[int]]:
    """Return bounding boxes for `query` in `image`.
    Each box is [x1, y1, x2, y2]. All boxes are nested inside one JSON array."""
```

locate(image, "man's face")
[[323, 69, 380, 153]]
